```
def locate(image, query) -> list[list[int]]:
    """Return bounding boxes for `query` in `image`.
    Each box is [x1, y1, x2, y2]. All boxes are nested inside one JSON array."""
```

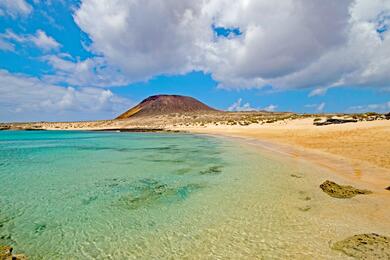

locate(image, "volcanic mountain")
[[116, 95, 217, 119]]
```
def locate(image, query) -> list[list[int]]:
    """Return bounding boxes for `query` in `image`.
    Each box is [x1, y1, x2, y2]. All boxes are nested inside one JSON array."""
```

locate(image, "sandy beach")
[[3, 116, 390, 191], [173, 118, 390, 192]]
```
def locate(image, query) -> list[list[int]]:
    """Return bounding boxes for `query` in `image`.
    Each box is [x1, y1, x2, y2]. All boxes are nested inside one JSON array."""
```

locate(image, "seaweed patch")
[[33, 223, 46, 235], [116, 179, 204, 210], [200, 165, 223, 175], [175, 168, 192, 175]]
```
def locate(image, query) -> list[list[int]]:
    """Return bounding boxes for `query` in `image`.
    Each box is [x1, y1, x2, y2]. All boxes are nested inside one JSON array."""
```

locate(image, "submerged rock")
[[0, 246, 11, 259], [200, 166, 223, 175], [290, 174, 303, 178], [117, 179, 204, 209], [298, 206, 311, 212], [0, 245, 27, 260], [320, 180, 372, 198], [332, 233, 390, 259], [175, 168, 191, 175]]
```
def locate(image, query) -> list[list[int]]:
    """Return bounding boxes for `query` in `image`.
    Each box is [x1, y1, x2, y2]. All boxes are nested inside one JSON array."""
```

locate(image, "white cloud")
[[262, 104, 278, 112], [1, 29, 60, 52], [317, 102, 326, 112], [74, 0, 211, 83], [0, 38, 14, 51], [0, 69, 131, 122], [227, 98, 256, 111], [31, 30, 61, 51], [42, 54, 129, 87], [348, 101, 390, 113], [0, 0, 32, 18], [228, 98, 277, 112], [309, 87, 328, 97], [69, 0, 390, 92], [305, 102, 326, 112], [205, 0, 352, 89]]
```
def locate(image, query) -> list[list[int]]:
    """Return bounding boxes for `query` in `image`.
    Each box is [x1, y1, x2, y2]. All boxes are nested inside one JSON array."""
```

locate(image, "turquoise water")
[[0, 131, 362, 259]]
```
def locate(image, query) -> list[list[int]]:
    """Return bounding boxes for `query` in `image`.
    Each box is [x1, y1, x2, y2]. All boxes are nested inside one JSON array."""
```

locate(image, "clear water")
[[1, 131, 380, 259]]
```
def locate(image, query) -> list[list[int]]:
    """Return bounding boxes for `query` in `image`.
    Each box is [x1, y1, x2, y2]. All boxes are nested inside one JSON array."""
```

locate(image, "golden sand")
[[173, 119, 390, 191], [176, 119, 390, 168]]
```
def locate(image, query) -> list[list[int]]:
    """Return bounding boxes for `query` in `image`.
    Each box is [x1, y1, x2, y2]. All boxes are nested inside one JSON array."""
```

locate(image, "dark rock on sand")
[[386, 186, 390, 191], [0, 245, 27, 260], [314, 118, 358, 126], [385, 112, 390, 120], [320, 180, 372, 198], [332, 233, 390, 259]]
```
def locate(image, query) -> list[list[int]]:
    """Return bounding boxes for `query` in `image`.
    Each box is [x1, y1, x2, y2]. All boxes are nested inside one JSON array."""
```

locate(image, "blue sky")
[[0, 0, 390, 122]]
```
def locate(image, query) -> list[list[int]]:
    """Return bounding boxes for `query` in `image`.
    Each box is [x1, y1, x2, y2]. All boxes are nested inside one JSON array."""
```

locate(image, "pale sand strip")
[[173, 119, 390, 192]]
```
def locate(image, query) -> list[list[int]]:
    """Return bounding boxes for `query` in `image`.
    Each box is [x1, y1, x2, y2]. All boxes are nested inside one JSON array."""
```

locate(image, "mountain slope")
[[116, 95, 217, 119]]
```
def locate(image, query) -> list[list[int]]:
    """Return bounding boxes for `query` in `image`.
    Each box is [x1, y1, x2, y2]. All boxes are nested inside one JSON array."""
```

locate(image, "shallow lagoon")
[[0, 131, 386, 259]]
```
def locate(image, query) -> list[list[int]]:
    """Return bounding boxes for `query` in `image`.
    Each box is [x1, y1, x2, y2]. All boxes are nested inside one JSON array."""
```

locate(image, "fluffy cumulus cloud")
[[71, 0, 390, 91], [0, 70, 131, 122], [205, 0, 352, 89], [227, 98, 256, 112], [74, 0, 211, 82], [42, 54, 129, 87], [0, 0, 32, 18]]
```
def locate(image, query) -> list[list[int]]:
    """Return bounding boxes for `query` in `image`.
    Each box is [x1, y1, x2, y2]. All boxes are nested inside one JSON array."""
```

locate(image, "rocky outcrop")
[[0, 246, 27, 260], [116, 95, 217, 119], [332, 233, 390, 259], [314, 117, 357, 126], [385, 112, 390, 120], [0, 125, 11, 131], [319, 180, 372, 198]]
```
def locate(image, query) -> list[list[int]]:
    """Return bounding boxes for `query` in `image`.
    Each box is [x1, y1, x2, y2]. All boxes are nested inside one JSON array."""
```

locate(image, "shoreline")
[[203, 132, 390, 193], [171, 119, 390, 193], [1, 118, 389, 192]]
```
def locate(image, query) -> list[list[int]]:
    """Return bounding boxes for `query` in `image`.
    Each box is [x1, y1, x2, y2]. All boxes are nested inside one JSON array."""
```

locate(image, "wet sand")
[[174, 119, 390, 192]]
